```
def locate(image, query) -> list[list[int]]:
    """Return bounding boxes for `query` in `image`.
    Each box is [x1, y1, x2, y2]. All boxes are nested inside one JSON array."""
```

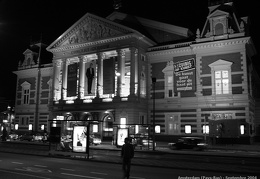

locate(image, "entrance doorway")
[[102, 114, 114, 140]]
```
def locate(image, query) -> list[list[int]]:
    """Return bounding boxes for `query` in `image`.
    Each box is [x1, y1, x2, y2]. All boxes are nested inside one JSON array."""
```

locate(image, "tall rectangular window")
[[215, 70, 229, 94], [23, 89, 30, 104]]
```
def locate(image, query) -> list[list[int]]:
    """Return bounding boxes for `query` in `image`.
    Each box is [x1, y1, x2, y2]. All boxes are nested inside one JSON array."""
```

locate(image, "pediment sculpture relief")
[[64, 17, 123, 46]]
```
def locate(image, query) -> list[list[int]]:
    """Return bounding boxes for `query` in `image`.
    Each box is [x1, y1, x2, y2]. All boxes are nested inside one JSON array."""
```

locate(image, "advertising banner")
[[67, 63, 78, 97], [174, 58, 196, 92], [117, 128, 128, 146], [73, 126, 87, 152]]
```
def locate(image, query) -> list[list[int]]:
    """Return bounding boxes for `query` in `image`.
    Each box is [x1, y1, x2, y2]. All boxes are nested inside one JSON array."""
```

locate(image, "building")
[[147, 1, 260, 144], [46, 8, 193, 148], [13, 43, 52, 134], [12, 0, 260, 146]]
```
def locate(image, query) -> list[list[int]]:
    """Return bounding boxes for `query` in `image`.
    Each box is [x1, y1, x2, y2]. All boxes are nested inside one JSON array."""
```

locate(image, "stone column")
[[62, 58, 68, 100], [130, 47, 138, 95], [78, 56, 86, 99], [53, 59, 62, 101], [96, 52, 104, 98], [116, 49, 122, 97]]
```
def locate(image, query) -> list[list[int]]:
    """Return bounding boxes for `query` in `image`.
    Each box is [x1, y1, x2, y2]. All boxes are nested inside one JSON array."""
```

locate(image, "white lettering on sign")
[[174, 58, 195, 73]]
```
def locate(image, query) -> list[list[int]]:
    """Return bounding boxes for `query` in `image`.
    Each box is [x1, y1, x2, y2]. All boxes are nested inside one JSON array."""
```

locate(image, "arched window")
[[215, 23, 224, 36]]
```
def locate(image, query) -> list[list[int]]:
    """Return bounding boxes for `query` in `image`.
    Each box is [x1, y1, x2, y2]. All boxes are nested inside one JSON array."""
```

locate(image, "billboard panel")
[[174, 58, 196, 92], [73, 126, 87, 152], [117, 128, 128, 146]]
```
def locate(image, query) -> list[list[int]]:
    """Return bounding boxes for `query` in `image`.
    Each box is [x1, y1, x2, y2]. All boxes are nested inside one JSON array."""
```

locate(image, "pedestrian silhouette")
[[86, 63, 94, 94], [121, 137, 134, 179]]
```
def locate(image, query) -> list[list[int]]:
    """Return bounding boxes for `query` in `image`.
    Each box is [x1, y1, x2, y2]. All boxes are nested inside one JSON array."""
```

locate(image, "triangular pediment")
[[23, 49, 33, 55], [208, 10, 229, 19], [47, 13, 134, 51], [209, 59, 233, 68]]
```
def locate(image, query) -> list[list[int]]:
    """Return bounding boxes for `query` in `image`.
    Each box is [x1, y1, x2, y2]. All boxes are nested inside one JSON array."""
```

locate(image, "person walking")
[[121, 137, 134, 179]]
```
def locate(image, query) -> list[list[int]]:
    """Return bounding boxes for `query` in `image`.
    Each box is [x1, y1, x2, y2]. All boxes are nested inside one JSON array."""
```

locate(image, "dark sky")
[[0, 0, 259, 104]]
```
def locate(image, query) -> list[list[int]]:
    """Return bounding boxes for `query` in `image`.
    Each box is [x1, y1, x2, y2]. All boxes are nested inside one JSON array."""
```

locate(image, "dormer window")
[[215, 23, 224, 35]]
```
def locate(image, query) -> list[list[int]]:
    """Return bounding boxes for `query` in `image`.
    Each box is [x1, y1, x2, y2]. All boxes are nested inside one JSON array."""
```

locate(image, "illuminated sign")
[[73, 126, 87, 153], [174, 58, 196, 92], [56, 116, 64, 120], [117, 128, 128, 146], [174, 58, 195, 73]]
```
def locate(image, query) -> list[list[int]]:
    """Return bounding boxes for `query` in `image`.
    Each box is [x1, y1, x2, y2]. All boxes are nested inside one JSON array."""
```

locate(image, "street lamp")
[[152, 77, 156, 151]]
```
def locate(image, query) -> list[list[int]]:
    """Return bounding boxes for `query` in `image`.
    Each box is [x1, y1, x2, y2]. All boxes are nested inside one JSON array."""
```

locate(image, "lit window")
[[135, 125, 139, 134], [29, 124, 33, 130], [155, 125, 161, 133], [120, 118, 126, 128], [215, 70, 229, 94], [209, 59, 232, 95], [185, 125, 192, 134], [93, 124, 98, 133], [203, 125, 209, 134], [240, 125, 245, 135], [15, 124, 19, 130], [41, 125, 45, 130]]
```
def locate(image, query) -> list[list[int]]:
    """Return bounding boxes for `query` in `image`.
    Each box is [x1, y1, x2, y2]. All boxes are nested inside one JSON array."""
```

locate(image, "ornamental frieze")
[[61, 16, 124, 47]]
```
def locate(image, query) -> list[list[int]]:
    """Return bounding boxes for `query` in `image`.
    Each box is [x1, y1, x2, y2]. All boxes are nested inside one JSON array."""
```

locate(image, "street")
[[0, 152, 254, 179]]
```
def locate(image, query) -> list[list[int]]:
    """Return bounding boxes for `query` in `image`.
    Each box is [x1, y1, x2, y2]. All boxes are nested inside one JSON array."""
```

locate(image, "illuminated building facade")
[[147, 1, 260, 144], [12, 1, 259, 145], [46, 11, 192, 142]]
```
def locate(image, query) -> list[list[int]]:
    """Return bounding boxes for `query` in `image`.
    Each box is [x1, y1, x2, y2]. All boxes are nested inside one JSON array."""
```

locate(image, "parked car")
[[9, 132, 19, 141], [90, 134, 102, 145], [168, 137, 208, 151], [129, 136, 156, 149], [19, 133, 34, 141], [33, 133, 44, 142], [142, 138, 156, 149]]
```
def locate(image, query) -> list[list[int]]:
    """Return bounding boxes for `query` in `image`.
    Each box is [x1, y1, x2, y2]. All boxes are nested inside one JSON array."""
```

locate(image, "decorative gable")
[[47, 13, 133, 51], [196, 2, 246, 42], [21, 81, 31, 88]]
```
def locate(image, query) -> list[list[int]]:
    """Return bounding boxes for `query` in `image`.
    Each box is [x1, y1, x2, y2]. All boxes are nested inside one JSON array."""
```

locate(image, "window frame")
[[209, 59, 232, 95], [163, 61, 179, 98], [21, 81, 31, 105]]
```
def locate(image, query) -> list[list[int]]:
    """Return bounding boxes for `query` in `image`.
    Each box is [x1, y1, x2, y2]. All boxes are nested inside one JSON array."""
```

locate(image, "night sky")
[[0, 0, 259, 106]]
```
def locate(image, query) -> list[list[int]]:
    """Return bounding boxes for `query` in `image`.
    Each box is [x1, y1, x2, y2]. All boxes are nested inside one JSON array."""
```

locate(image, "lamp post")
[[152, 77, 156, 151]]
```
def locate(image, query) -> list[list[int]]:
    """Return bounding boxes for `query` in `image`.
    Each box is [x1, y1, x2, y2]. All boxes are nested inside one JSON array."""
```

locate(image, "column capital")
[[130, 47, 138, 54], [97, 52, 106, 59], [116, 49, 126, 57], [53, 59, 62, 67]]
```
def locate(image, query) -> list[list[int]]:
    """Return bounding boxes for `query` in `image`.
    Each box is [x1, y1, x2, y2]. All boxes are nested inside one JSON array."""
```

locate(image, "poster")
[[174, 58, 196, 92], [117, 128, 128, 146], [73, 126, 87, 152]]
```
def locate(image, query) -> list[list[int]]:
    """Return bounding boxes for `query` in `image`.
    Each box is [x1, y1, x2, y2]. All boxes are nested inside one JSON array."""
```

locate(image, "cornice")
[[49, 34, 134, 53], [147, 37, 250, 57], [191, 37, 250, 51]]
